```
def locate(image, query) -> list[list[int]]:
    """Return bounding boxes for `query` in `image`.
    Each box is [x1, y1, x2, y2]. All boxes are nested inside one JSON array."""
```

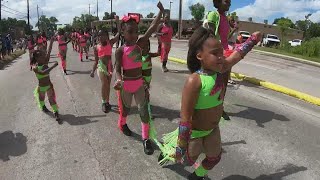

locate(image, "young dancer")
[[114, 2, 164, 155], [36, 34, 45, 51], [78, 30, 88, 62], [90, 16, 120, 113], [84, 28, 91, 53], [27, 35, 36, 70], [56, 29, 71, 75], [206, 0, 233, 120], [157, 14, 173, 72], [71, 29, 76, 51], [158, 27, 261, 179], [31, 37, 63, 124], [41, 32, 48, 50], [142, 40, 159, 118]]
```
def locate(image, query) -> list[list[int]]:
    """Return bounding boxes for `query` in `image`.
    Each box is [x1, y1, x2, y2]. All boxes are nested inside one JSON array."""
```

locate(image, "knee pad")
[[202, 153, 222, 170]]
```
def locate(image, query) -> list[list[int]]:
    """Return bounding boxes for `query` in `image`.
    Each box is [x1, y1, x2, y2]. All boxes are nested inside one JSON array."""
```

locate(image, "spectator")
[[5, 34, 12, 55], [1, 34, 7, 58]]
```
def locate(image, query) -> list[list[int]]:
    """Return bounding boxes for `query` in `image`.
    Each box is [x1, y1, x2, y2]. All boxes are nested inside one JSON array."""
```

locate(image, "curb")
[[252, 49, 320, 68], [168, 56, 320, 106]]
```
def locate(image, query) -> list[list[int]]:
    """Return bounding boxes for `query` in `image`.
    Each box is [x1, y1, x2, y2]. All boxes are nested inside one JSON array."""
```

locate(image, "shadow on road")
[[162, 140, 247, 179], [222, 163, 307, 180], [150, 105, 180, 122], [168, 69, 190, 74], [61, 114, 102, 126], [228, 104, 290, 128], [0, 131, 27, 161], [67, 70, 91, 75]]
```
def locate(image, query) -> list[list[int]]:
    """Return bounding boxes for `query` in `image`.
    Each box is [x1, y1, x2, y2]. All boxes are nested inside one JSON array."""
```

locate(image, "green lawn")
[[254, 46, 320, 63]]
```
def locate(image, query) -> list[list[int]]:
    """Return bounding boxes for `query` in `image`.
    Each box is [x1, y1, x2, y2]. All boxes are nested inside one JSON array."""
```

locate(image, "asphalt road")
[[150, 38, 320, 98], [0, 42, 320, 180]]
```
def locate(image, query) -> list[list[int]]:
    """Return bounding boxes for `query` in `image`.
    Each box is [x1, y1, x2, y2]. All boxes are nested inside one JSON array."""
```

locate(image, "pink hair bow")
[[122, 14, 140, 23]]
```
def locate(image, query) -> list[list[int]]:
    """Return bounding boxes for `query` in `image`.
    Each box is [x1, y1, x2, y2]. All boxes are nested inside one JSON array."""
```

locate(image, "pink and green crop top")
[[122, 44, 142, 70], [35, 65, 49, 80], [194, 71, 224, 110], [97, 44, 113, 75]]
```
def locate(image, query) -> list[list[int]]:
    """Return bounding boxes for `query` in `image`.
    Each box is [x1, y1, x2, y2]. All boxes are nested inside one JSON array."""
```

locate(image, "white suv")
[[289, 39, 302, 47]]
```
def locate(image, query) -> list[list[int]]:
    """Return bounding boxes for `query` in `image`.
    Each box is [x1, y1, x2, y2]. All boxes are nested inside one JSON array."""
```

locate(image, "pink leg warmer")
[[141, 122, 150, 140], [117, 91, 127, 130]]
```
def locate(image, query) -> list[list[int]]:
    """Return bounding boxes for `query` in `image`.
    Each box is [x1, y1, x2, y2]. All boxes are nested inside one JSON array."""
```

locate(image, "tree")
[[189, 3, 205, 22], [103, 12, 116, 20], [276, 18, 293, 45], [273, 17, 295, 28], [0, 18, 28, 36], [36, 15, 59, 32], [146, 12, 155, 18], [72, 14, 99, 29], [305, 22, 320, 40]]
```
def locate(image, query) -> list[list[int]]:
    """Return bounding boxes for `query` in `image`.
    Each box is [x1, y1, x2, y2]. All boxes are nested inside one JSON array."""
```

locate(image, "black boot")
[[162, 66, 169, 72], [188, 172, 205, 180], [42, 106, 50, 113], [121, 124, 132, 136], [54, 112, 63, 125], [143, 139, 154, 155], [64, 69, 67, 75], [102, 102, 111, 113], [222, 111, 231, 121]]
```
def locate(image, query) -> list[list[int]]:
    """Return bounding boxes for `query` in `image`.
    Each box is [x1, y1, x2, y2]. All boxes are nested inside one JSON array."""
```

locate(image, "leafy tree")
[[72, 14, 99, 29], [273, 17, 295, 28], [305, 22, 320, 40], [0, 17, 29, 36], [146, 12, 155, 18], [36, 15, 59, 32], [103, 12, 116, 20], [189, 3, 205, 21], [277, 18, 293, 43]]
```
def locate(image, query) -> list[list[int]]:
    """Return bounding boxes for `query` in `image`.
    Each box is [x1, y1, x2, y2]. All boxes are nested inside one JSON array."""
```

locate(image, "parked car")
[[289, 39, 302, 47], [263, 34, 280, 47], [239, 31, 251, 42]]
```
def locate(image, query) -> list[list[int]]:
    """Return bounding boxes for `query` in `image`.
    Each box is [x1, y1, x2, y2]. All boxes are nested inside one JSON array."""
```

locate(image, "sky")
[[1, 0, 320, 26]]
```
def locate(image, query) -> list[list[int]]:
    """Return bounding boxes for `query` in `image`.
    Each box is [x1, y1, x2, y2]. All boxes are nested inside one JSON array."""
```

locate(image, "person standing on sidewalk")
[[157, 13, 173, 72]]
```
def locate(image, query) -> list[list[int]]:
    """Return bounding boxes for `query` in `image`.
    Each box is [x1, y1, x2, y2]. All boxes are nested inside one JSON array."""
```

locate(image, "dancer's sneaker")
[[64, 70, 67, 75], [222, 111, 231, 121], [54, 112, 63, 124], [143, 139, 154, 155], [188, 172, 205, 180], [42, 106, 50, 113], [102, 102, 111, 113], [162, 67, 169, 72]]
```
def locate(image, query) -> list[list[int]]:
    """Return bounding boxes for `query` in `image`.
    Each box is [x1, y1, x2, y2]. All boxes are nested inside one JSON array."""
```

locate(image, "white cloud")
[[233, 0, 320, 23]]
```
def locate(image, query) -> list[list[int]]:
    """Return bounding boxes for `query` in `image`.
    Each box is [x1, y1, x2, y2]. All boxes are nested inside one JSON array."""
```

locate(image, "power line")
[[2, 9, 25, 16], [2, 5, 26, 15]]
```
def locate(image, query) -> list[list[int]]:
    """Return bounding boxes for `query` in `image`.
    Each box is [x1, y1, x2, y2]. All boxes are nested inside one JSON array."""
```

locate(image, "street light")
[[169, 1, 173, 18]]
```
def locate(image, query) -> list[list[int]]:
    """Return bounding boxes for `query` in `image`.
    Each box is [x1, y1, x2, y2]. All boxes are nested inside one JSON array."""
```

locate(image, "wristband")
[[235, 34, 259, 57], [175, 121, 192, 161]]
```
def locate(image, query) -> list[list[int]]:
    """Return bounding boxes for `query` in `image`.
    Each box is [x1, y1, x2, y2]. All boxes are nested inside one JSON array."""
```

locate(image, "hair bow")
[[122, 14, 140, 23]]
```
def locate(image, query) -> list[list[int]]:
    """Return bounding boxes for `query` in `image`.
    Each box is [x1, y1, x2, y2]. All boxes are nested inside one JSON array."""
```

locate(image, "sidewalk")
[[150, 39, 320, 99]]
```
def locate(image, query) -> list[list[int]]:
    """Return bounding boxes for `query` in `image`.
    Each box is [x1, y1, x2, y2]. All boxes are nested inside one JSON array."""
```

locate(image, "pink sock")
[[141, 123, 150, 140], [117, 91, 127, 129], [61, 59, 66, 70]]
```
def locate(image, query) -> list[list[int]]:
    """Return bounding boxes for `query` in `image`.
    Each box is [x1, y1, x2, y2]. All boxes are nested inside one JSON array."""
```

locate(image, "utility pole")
[[96, 0, 98, 18], [37, 4, 40, 30], [27, 0, 30, 32], [178, 0, 182, 39], [0, 0, 2, 21], [109, 0, 113, 28], [89, 4, 91, 15], [169, 1, 173, 18]]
